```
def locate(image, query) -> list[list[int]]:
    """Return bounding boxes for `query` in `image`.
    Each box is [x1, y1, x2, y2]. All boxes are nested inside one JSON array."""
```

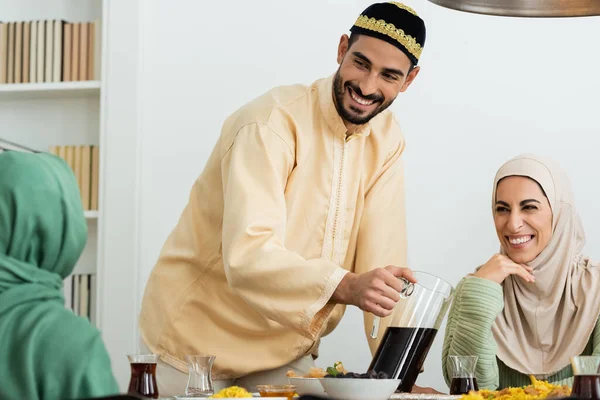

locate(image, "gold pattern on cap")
[[388, 2, 418, 16], [353, 15, 422, 60]]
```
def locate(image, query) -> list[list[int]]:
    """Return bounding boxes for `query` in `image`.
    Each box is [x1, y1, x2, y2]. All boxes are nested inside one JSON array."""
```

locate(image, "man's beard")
[[333, 70, 395, 126]]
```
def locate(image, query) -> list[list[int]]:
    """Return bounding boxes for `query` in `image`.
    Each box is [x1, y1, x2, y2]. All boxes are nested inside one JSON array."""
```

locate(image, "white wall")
[[100, 0, 144, 389], [129, 0, 600, 392]]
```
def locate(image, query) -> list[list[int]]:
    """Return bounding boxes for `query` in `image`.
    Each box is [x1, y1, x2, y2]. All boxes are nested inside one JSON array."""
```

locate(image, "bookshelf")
[[85, 210, 99, 219], [1, 0, 143, 389], [0, 0, 104, 326], [0, 80, 100, 98]]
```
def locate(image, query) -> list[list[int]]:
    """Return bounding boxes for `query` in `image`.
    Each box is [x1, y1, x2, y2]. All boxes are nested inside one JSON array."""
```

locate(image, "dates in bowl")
[[325, 370, 390, 379], [323, 361, 390, 380]]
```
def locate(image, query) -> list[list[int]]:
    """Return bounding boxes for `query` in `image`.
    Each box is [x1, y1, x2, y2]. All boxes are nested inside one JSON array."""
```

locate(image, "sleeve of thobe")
[[221, 122, 348, 340], [351, 140, 409, 354]]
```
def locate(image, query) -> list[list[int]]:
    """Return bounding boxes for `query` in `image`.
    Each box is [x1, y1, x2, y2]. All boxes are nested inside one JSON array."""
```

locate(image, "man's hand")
[[331, 266, 416, 317]]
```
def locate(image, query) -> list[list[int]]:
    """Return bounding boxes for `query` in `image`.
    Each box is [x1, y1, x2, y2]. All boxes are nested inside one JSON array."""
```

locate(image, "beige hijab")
[[490, 154, 600, 377]]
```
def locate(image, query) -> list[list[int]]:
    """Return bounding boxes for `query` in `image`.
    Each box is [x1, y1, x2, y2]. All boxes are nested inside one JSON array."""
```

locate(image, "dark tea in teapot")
[[368, 327, 437, 392], [368, 271, 454, 392]]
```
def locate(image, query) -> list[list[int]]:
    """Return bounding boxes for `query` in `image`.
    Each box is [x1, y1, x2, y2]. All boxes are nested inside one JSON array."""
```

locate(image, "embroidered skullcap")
[[350, 1, 426, 65]]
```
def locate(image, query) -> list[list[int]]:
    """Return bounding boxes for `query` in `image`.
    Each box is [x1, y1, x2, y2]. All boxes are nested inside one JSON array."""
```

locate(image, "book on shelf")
[[50, 145, 99, 211], [0, 18, 102, 84], [64, 273, 96, 325]]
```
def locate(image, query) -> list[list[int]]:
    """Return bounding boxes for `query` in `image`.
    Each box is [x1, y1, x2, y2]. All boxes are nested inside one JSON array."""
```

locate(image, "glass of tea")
[[185, 354, 216, 397], [127, 354, 159, 399], [571, 356, 600, 399], [448, 355, 479, 395], [368, 271, 454, 392]]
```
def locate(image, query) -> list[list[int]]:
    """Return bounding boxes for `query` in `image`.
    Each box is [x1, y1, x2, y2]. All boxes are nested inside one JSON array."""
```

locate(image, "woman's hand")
[[473, 254, 535, 284]]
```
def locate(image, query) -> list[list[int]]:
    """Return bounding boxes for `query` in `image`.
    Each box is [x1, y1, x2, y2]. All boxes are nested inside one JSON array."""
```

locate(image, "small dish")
[[256, 384, 297, 400]]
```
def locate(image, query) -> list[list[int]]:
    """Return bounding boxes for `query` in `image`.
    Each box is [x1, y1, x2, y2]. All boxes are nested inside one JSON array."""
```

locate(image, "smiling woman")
[[493, 176, 553, 265], [441, 154, 600, 391]]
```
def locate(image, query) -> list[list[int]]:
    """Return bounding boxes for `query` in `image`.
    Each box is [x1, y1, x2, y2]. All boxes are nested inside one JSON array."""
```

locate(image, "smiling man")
[[139, 2, 428, 396]]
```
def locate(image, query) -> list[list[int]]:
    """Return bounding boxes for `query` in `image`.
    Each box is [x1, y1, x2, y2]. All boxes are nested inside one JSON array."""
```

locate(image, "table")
[[390, 394, 461, 400]]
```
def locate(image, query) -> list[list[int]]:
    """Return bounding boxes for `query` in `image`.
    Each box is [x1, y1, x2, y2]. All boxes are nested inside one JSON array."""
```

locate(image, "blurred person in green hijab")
[[0, 151, 120, 399]]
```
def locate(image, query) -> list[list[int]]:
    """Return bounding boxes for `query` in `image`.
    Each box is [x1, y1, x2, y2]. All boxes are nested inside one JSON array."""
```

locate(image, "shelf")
[[84, 210, 99, 219], [72, 261, 97, 275], [0, 81, 101, 100]]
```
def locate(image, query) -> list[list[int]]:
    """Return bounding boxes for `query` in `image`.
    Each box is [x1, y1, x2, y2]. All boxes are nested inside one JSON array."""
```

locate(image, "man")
[[139, 1, 427, 396]]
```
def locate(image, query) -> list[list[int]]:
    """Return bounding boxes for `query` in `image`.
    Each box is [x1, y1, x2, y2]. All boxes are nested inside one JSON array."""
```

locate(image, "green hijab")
[[0, 151, 120, 400]]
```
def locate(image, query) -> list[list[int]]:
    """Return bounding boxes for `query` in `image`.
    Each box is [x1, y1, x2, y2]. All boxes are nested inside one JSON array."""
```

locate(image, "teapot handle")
[[370, 278, 414, 339], [370, 316, 381, 339]]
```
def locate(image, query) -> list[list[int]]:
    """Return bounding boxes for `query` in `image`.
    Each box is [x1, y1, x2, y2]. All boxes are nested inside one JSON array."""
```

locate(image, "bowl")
[[319, 377, 401, 400], [287, 377, 327, 396], [256, 384, 297, 400]]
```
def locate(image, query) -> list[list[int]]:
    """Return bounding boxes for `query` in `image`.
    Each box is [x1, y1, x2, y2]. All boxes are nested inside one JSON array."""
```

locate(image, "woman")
[[442, 154, 600, 390], [0, 151, 120, 399]]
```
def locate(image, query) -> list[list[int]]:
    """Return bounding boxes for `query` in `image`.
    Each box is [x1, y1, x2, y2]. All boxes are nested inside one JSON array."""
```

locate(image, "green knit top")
[[442, 276, 600, 390]]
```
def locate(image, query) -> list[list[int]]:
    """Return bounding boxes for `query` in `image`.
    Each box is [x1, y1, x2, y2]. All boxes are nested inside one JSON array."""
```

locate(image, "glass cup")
[[571, 356, 600, 399], [185, 354, 216, 397], [127, 354, 159, 399], [448, 355, 479, 394], [368, 271, 454, 392]]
